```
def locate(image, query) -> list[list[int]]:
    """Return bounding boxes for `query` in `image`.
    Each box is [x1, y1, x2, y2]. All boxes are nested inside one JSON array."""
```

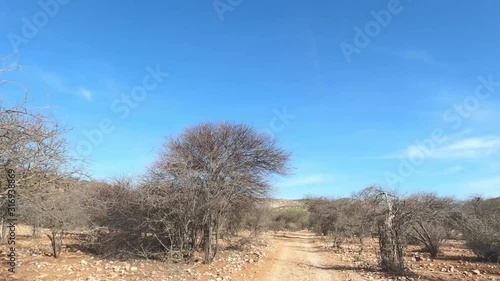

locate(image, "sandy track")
[[259, 231, 338, 281]]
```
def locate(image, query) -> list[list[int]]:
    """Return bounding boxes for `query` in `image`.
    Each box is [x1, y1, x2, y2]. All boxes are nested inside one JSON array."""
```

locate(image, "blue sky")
[[1, 0, 499, 199]]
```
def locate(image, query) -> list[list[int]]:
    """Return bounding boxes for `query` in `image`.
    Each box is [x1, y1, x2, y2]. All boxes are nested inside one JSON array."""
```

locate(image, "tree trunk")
[[0, 216, 5, 244], [32, 222, 38, 238], [189, 228, 196, 258], [1, 216, 8, 245], [47, 231, 62, 258], [358, 235, 365, 254], [203, 220, 213, 263], [378, 214, 405, 273], [213, 218, 220, 260]]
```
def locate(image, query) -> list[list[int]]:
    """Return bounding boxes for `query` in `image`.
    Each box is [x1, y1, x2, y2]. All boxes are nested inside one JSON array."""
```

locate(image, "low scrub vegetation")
[[269, 207, 310, 231], [457, 197, 500, 262], [306, 188, 500, 273]]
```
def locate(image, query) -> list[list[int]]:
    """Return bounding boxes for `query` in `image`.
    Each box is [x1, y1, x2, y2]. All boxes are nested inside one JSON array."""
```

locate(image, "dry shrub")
[[458, 197, 500, 262], [270, 207, 309, 231], [405, 193, 456, 258]]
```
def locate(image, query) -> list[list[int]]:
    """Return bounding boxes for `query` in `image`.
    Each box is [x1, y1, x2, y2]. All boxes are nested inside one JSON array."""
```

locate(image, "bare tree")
[[456, 197, 500, 262], [18, 179, 90, 257], [405, 193, 455, 257], [147, 122, 290, 263], [2, 104, 87, 256], [248, 202, 272, 236], [1, 58, 84, 252], [357, 186, 413, 273], [306, 197, 374, 251], [83, 178, 152, 259]]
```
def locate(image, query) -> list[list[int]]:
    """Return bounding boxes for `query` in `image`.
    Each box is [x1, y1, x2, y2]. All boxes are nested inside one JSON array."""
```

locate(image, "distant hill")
[[263, 198, 306, 209], [483, 197, 500, 210]]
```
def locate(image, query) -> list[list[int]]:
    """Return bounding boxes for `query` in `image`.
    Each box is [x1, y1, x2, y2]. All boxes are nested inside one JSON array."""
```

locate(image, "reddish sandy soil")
[[250, 231, 342, 280], [312, 235, 500, 281], [0, 226, 267, 281], [1, 228, 499, 280], [239, 231, 500, 281]]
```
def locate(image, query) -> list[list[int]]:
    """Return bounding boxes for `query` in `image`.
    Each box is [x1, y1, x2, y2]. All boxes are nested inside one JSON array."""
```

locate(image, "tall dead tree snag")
[[357, 186, 411, 273], [377, 191, 405, 273], [148, 122, 290, 263]]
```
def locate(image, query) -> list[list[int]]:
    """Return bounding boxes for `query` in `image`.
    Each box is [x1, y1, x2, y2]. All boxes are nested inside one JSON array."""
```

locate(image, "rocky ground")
[[314, 236, 500, 281], [0, 226, 271, 281], [1, 227, 499, 280]]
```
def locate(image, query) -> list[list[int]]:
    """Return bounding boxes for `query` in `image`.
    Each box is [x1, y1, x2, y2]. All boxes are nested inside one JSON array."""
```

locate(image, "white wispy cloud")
[[78, 88, 93, 102], [36, 68, 101, 102], [390, 136, 500, 160], [433, 137, 500, 159], [277, 174, 334, 188]]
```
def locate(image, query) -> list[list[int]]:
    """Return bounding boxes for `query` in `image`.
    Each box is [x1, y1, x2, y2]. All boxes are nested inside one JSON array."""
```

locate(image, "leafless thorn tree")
[[1, 59, 86, 255], [146, 122, 290, 263]]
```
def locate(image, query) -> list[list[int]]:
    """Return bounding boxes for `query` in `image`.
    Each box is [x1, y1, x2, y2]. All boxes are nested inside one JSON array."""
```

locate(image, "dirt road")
[[257, 231, 338, 281]]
